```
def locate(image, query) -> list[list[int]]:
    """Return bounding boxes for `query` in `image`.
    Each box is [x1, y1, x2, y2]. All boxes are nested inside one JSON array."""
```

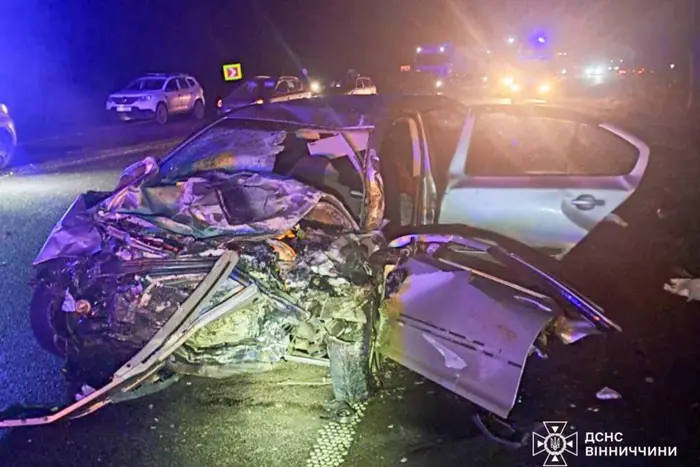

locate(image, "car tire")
[[192, 99, 205, 120], [155, 103, 168, 125], [30, 283, 66, 357], [0, 129, 14, 170]]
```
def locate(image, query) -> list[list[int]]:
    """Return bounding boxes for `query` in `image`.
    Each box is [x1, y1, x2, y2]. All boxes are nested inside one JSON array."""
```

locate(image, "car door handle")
[[571, 194, 605, 211]]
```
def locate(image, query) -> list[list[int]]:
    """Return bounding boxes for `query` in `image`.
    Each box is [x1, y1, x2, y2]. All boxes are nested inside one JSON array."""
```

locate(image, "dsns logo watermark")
[[532, 421, 579, 466]]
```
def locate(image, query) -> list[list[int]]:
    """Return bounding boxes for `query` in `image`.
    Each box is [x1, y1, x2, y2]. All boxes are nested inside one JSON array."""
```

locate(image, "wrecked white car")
[[0, 95, 647, 428]]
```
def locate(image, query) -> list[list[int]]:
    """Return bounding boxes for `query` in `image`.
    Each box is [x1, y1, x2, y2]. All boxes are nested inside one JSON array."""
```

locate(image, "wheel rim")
[[157, 106, 167, 123], [195, 102, 204, 118]]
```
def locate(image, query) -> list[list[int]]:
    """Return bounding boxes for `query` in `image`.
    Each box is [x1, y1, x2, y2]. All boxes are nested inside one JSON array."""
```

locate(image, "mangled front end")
[[13, 165, 386, 426]]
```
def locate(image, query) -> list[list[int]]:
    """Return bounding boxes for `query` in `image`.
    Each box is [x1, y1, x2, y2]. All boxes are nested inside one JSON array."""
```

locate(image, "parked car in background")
[[106, 73, 206, 125], [0, 103, 17, 169], [326, 74, 377, 95], [1, 95, 647, 430], [217, 75, 311, 115]]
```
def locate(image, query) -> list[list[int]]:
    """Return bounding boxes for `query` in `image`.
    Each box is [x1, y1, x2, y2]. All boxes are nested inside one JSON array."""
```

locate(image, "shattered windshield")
[[157, 119, 366, 219], [159, 121, 292, 181], [125, 78, 165, 91]]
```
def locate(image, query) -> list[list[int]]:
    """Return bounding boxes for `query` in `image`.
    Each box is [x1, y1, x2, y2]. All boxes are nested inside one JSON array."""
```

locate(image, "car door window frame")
[[446, 108, 649, 190], [379, 113, 432, 227], [275, 80, 291, 95], [465, 113, 577, 177], [165, 79, 179, 92]]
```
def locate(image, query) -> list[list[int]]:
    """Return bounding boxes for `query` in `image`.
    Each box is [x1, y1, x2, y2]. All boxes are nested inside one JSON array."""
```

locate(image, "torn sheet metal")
[[377, 257, 552, 419], [30, 184, 383, 402], [98, 172, 324, 240], [664, 277, 700, 301], [33, 192, 107, 265]]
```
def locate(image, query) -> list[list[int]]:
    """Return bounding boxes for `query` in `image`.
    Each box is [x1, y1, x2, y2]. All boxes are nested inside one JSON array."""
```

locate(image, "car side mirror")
[[115, 156, 159, 190]]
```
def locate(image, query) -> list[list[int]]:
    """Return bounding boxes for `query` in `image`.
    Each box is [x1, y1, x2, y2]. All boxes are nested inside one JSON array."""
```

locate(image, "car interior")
[[277, 130, 366, 220]]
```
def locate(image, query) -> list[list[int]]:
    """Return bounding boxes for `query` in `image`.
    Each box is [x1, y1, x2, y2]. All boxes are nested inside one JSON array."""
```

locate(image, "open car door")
[[436, 105, 650, 257], [376, 226, 620, 418]]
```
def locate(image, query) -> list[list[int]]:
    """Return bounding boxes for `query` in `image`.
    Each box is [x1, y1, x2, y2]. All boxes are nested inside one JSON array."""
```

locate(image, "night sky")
[[0, 0, 691, 135]]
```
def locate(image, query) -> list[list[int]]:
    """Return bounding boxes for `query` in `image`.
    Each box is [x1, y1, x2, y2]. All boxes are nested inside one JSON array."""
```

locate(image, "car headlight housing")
[[435, 80, 443, 88], [538, 83, 551, 94], [309, 81, 321, 93], [137, 95, 152, 102]]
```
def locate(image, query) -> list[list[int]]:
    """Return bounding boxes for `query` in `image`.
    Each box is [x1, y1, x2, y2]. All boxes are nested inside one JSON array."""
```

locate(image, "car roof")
[[141, 73, 193, 79], [222, 95, 607, 130], [252, 75, 300, 81], [222, 94, 459, 129]]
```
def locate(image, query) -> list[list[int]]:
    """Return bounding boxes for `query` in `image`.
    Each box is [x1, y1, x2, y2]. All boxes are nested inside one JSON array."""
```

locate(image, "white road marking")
[[304, 401, 367, 467]]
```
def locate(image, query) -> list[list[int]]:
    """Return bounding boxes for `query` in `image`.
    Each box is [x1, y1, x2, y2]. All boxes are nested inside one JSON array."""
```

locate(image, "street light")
[[416, 46, 422, 53], [507, 36, 515, 44], [537, 36, 546, 43]]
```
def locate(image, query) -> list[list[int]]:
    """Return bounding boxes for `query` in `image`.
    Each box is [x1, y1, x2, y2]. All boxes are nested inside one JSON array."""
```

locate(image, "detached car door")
[[378, 230, 620, 418], [437, 107, 649, 256]]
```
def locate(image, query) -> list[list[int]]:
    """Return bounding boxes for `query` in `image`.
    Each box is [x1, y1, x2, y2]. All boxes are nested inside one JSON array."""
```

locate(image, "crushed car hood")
[[35, 168, 358, 265]]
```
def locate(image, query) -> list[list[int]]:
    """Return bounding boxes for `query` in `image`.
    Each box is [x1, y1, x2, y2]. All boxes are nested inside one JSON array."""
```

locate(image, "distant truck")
[[414, 43, 474, 77], [411, 43, 488, 95]]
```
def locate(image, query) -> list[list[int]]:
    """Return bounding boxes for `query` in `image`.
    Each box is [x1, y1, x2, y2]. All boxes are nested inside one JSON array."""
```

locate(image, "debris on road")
[[596, 387, 622, 400], [472, 413, 529, 449], [663, 277, 700, 301]]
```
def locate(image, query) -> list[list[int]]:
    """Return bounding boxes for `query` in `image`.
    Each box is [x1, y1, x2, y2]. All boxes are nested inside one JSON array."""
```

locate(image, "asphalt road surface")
[[0, 109, 699, 467]]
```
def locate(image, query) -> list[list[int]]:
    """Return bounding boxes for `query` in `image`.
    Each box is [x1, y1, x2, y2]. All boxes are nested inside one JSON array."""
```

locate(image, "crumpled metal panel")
[[176, 293, 298, 368], [33, 192, 107, 265], [97, 172, 324, 240], [36, 170, 384, 396]]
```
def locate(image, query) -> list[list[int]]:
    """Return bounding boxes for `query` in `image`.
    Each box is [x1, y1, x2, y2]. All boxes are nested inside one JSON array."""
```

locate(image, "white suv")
[[106, 73, 206, 125], [0, 103, 17, 169]]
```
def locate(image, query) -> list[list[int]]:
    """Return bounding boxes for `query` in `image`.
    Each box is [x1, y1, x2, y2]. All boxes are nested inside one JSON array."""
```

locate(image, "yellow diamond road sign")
[[223, 63, 242, 81]]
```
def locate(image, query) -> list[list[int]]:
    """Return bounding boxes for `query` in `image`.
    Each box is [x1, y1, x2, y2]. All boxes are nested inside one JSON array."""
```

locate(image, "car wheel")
[[155, 103, 168, 125], [0, 130, 14, 170], [192, 100, 205, 120], [30, 283, 66, 357]]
